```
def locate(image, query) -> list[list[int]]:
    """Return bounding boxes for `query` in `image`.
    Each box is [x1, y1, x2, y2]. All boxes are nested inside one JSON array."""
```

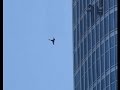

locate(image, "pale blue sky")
[[4, 0, 73, 90]]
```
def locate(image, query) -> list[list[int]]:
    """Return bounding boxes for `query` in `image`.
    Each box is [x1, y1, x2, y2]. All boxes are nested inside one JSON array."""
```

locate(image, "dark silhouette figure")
[[49, 37, 55, 45]]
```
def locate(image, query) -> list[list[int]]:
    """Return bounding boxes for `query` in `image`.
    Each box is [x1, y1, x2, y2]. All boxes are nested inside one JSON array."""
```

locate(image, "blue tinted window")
[[93, 86, 96, 90], [106, 86, 110, 90], [96, 47, 99, 59], [92, 51, 95, 64], [92, 63, 96, 82], [91, 5, 94, 26], [105, 51, 109, 71], [87, 0, 90, 5], [92, 29, 95, 48], [85, 61, 87, 72], [75, 71, 80, 86], [80, 0, 82, 16], [100, 43, 104, 55], [115, 0, 117, 5], [106, 74, 110, 86], [89, 68, 92, 86], [81, 42, 84, 61], [74, 53, 77, 71], [73, 6, 77, 25], [96, 24, 99, 43], [111, 82, 116, 90], [77, 25, 79, 43], [88, 56, 91, 68], [101, 55, 104, 74], [84, 14, 87, 33], [109, 0, 114, 8], [109, 13, 114, 32], [104, 0, 109, 13], [85, 73, 88, 90], [97, 83, 100, 90], [96, 59, 100, 78], [110, 71, 115, 83], [104, 16, 109, 35], [80, 20, 83, 38], [95, 2, 99, 20], [100, 20, 104, 40], [81, 65, 84, 76], [84, 38, 87, 57], [105, 40, 109, 52], [115, 46, 117, 65], [110, 36, 115, 48], [88, 32, 91, 51], [115, 11, 117, 29], [101, 79, 105, 90], [83, 0, 86, 9], [77, 2, 79, 19], [87, 13, 90, 28], [110, 48, 115, 66], [115, 34, 117, 45], [77, 48, 80, 67], [81, 76, 84, 90], [75, 83, 80, 90], [74, 30, 76, 48]]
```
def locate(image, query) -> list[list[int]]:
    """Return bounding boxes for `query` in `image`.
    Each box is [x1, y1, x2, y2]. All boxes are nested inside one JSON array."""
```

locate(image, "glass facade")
[[72, 0, 117, 90]]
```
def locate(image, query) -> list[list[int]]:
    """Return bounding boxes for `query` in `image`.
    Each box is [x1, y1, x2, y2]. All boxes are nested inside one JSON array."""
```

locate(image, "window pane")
[[100, 43, 104, 55], [87, 12, 90, 28], [80, 20, 83, 38], [115, 11, 117, 29], [111, 82, 116, 90], [85, 61, 87, 72], [101, 79, 105, 90], [96, 24, 100, 43], [101, 55, 104, 74], [81, 76, 84, 90], [96, 59, 100, 78], [110, 36, 115, 48], [105, 40, 109, 52], [77, 2, 79, 19], [91, 5, 94, 26], [92, 51, 95, 64], [84, 37, 87, 57], [96, 47, 100, 59], [85, 72, 88, 90], [92, 29, 95, 48], [105, 51, 109, 71], [88, 56, 91, 68], [80, 0, 82, 16], [75, 71, 80, 86], [74, 30, 76, 48], [106, 74, 110, 86], [109, 0, 114, 8], [89, 68, 92, 86], [104, 16, 109, 35], [109, 13, 114, 32], [81, 42, 84, 61], [83, 0, 86, 9], [77, 25, 79, 43], [88, 32, 91, 51], [97, 83, 100, 90], [110, 48, 115, 66], [110, 71, 115, 83], [104, 0, 109, 13], [92, 63, 96, 82], [77, 48, 80, 67], [100, 20, 104, 40], [84, 14, 87, 33], [115, 34, 117, 45]]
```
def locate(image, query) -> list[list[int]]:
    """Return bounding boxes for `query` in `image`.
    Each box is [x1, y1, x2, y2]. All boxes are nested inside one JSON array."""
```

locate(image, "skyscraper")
[[72, 0, 117, 90]]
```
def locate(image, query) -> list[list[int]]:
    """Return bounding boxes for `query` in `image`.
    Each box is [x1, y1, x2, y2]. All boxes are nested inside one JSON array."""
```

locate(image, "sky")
[[3, 0, 73, 90]]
